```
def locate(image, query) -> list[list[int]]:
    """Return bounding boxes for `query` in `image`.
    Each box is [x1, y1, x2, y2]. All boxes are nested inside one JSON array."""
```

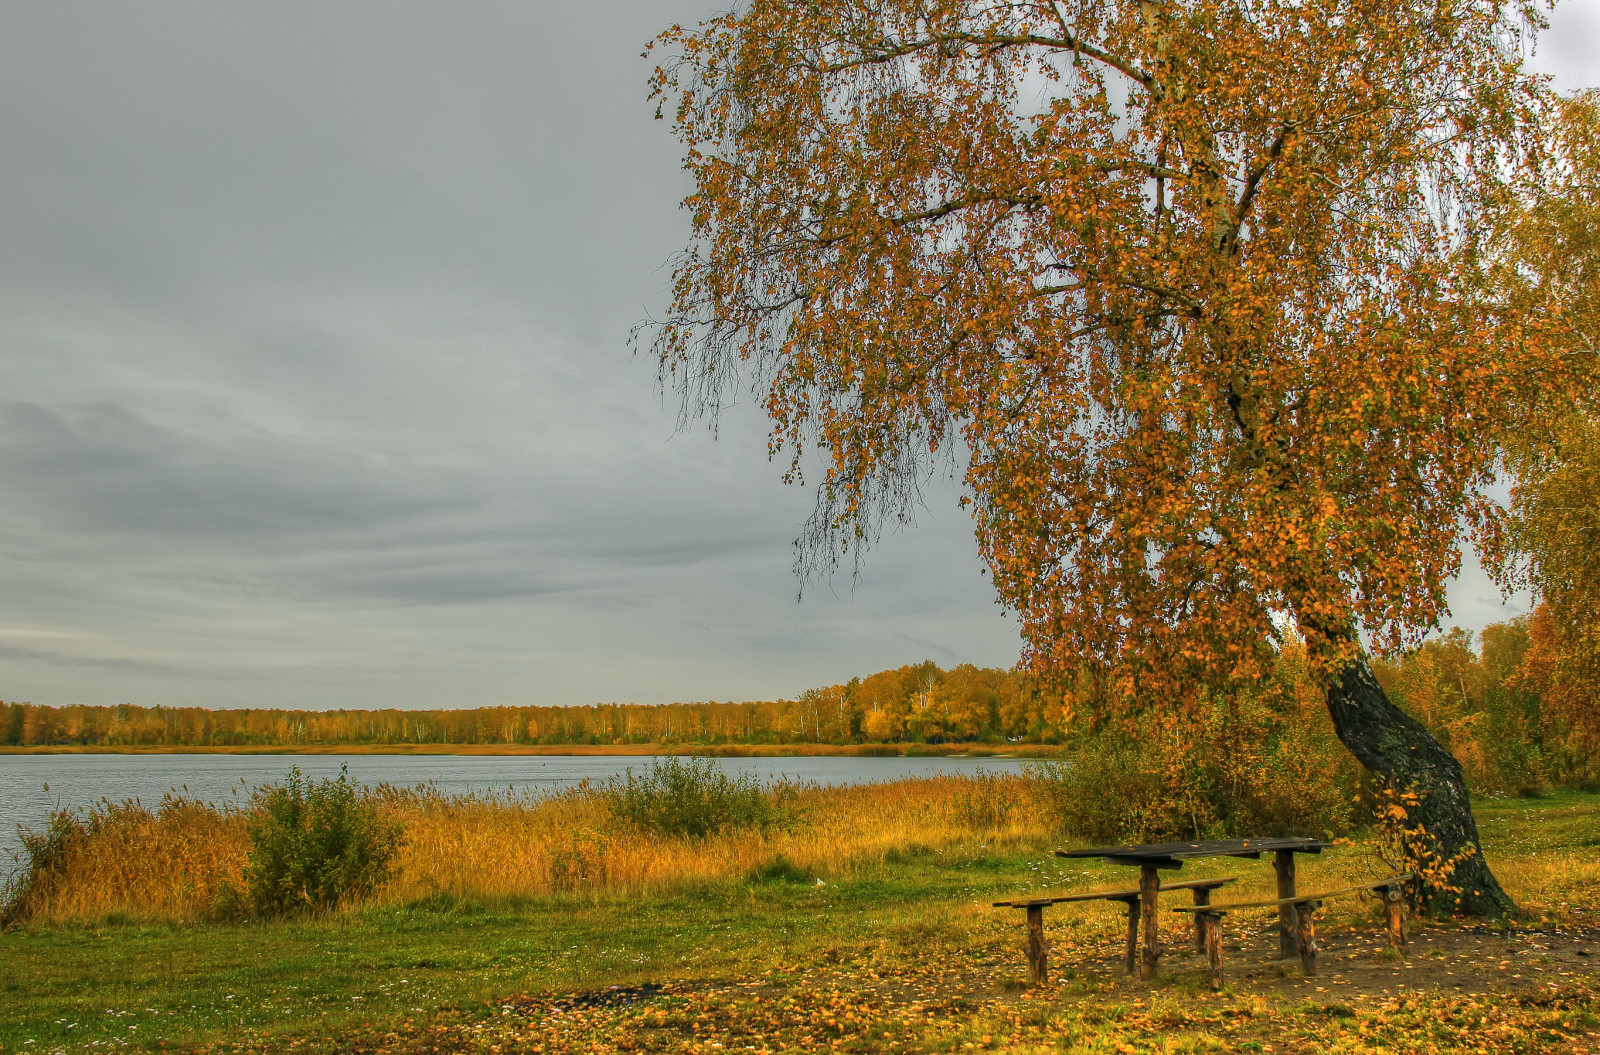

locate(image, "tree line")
[[5, 608, 1594, 798], [0, 662, 1054, 749]]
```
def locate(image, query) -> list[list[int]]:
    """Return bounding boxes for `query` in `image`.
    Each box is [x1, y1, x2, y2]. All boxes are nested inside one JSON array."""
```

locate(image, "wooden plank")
[[1160, 878, 1237, 892], [993, 891, 1137, 908], [992, 877, 1237, 909], [1102, 855, 1183, 869], [1170, 875, 1414, 913], [1055, 836, 1331, 862]]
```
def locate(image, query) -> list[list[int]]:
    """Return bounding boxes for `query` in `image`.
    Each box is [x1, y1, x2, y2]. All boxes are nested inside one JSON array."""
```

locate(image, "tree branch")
[[826, 28, 1159, 98]]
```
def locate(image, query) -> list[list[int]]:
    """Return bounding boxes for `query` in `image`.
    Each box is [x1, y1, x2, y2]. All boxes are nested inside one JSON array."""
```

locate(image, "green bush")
[[242, 765, 403, 916], [1028, 690, 1359, 844], [600, 756, 799, 838]]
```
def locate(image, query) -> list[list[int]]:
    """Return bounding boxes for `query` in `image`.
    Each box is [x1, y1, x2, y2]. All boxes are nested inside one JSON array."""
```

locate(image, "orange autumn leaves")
[[1487, 92, 1600, 762], [645, 0, 1576, 704]]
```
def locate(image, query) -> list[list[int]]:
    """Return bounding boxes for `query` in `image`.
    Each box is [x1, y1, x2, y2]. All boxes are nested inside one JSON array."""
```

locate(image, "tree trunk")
[[1325, 655, 1514, 916]]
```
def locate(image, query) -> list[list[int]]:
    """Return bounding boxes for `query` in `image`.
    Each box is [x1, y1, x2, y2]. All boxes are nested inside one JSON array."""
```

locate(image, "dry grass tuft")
[[4, 795, 250, 925], [4, 774, 1055, 925]]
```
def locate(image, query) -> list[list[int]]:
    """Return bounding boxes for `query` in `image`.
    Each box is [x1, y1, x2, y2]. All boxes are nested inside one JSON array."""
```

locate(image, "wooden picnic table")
[[1055, 837, 1332, 979]]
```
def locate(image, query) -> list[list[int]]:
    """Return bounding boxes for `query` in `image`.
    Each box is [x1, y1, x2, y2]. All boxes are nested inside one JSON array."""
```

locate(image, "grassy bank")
[[2, 786, 1598, 1053]]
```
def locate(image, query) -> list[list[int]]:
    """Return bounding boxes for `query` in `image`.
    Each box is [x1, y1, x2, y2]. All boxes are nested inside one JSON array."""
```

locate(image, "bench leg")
[[1201, 912, 1224, 989], [1384, 885, 1407, 952], [1025, 904, 1048, 984], [1139, 864, 1160, 980], [1295, 901, 1321, 975], [1191, 888, 1212, 951], [1123, 899, 1139, 976]]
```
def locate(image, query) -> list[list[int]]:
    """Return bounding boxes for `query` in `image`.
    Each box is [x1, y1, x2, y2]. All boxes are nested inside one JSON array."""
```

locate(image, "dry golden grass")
[[13, 776, 1592, 931], [4, 775, 1056, 926], [6, 796, 251, 925], [382, 773, 1051, 902]]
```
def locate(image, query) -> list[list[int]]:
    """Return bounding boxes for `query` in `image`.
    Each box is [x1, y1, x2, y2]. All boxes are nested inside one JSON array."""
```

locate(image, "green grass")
[[0, 847, 1040, 1051], [1475, 791, 1600, 853], [3, 792, 1599, 1053]]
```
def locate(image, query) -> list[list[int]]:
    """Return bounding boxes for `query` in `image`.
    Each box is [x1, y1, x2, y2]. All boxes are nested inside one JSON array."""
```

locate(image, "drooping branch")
[[824, 28, 1160, 97]]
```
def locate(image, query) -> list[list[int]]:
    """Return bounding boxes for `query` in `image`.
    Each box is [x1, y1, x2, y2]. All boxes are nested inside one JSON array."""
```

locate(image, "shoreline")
[[0, 743, 1065, 758]]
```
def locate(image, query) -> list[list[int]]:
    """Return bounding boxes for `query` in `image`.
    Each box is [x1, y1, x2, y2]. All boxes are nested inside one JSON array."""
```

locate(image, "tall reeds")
[[1, 793, 250, 927], [1, 772, 1054, 927]]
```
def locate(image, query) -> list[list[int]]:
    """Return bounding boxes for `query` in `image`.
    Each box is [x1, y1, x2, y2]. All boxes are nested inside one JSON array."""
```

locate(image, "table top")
[[1054, 836, 1332, 868]]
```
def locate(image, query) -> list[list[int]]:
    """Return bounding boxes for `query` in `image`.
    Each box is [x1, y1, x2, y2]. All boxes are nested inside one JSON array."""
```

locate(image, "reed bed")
[[2, 773, 1055, 926], [2, 795, 251, 926]]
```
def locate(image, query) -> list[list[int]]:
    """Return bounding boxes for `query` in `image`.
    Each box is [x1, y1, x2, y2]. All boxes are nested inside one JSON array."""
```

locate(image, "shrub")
[[242, 765, 403, 916], [1029, 689, 1360, 844], [600, 756, 799, 838]]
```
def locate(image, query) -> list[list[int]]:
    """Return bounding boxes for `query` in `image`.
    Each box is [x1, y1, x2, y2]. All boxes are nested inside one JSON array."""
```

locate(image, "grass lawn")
[[3, 795, 1599, 1053]]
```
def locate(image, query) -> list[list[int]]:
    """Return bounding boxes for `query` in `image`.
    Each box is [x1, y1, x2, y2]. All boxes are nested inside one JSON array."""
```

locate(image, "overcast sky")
[[0, 2, 1595, 712]]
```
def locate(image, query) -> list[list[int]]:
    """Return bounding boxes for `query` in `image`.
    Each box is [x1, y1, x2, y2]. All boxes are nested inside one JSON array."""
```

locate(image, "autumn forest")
[[6, 606, 1593, 797]]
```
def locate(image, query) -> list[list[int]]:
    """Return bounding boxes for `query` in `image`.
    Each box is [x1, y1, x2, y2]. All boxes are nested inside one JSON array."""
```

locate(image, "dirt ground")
[[622, 920, 1600, 1014], [328, 924, 1600, 1055], [1053, 922, 1600, 1000]]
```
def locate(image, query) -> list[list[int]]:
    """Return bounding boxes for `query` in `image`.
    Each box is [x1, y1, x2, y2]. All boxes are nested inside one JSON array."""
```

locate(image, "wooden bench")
[[994, 877, 1237, 982], [1172, 874, 1413, 988]]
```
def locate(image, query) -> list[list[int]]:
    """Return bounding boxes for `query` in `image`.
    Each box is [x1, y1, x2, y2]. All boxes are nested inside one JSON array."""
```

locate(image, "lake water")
[[0, 752, 1031, 877]]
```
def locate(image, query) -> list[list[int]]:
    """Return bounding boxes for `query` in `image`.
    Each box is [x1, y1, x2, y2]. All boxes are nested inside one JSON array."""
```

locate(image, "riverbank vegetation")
[[1, 781, 1597, 1053], [1, 765, 1055, 928]]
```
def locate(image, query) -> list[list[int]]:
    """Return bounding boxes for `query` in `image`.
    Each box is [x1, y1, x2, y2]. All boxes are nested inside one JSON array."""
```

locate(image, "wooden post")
[[1295, 901, 1319, 975], [1191, 887, 1212, 951], [1025, 904, 1048, 984], [1274, 850, 1298, 958], [1123, 898, 1140, 975], [1201, 912, 1223, 989], [1139, 864, 1160, 980], [1384, 884, 1407, 952]]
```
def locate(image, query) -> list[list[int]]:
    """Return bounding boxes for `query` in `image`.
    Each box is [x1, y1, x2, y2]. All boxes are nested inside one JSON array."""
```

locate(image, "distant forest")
[[1, 662, 1057, 748], [3, 616, 1593, 794]]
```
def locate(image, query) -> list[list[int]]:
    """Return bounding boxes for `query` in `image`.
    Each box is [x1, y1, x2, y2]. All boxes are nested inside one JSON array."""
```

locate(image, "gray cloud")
[[0, 1, 1583, 710], [0, 401, 459, 543]]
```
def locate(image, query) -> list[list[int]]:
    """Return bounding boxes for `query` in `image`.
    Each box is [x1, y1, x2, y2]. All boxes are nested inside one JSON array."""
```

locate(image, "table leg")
[[1025, 904, 1048, 984], [1139, 864, 1160, 980], [1275, 850, 1298, 958], [1123, 898, 1139, 975]]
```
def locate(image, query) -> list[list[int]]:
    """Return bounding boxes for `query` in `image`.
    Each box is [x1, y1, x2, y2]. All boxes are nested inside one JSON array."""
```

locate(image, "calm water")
[[0, 752, 1030, 876]]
